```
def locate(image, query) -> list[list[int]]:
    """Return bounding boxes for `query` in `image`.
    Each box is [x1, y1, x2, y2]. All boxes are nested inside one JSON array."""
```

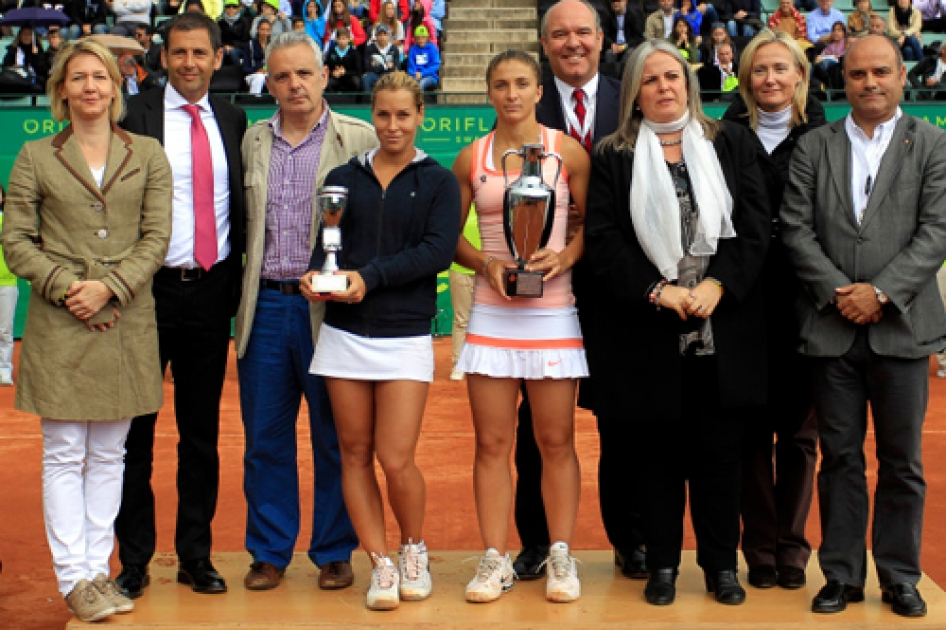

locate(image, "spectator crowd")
[[0, 0, 443, 94]]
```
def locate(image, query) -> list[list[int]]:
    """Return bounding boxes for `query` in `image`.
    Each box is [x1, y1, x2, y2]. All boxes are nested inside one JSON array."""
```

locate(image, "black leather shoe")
[[115, 564, 150, 599], [776, 565, 807, 590], [882, 583, 927, 617], [644, 568, 677, 605], [811, 580, 865, 613], [747, 565, 777, 589], [512, 545, 549, 581], [614, 546, 648, 579], [177, 558, 227, 594], [705, 570, 746, 605]]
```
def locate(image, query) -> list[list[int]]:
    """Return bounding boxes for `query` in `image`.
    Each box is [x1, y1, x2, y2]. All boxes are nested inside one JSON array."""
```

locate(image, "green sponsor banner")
[[3, 100, 946, 337]]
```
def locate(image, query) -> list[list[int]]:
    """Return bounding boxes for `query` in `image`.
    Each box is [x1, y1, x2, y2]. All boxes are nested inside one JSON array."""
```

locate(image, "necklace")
[[658, 137, 683, 146]]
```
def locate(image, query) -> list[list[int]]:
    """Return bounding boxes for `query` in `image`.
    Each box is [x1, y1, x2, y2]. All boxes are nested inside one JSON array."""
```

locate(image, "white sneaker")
[[0, 373, 13, 386], [937, 369, 946, 379], [465, 548, 514, 603], [450, 369, 465, 381], [398, 538, 432, 601], [366, 554, 399, 611], [545, 542, 580, 603]]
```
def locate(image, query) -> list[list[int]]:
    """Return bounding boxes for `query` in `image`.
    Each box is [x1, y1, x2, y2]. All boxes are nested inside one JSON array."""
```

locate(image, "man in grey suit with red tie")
[[513, 0, 649, 582], [781, 34, 946, 618], [115, 12, 247, 598]]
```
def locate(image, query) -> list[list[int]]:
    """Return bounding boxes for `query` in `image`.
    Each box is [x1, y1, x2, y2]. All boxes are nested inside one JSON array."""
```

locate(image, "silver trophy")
[[311, 185, 350, 293], [501, 143, 563, 298]]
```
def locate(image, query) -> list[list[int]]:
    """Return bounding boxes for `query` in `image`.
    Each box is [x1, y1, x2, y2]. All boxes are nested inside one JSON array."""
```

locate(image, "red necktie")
[[183, 104, 217, 271], [570, 88, 592, 153]]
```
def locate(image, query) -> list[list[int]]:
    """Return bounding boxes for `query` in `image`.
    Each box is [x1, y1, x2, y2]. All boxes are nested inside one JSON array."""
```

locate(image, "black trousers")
[[513, 386, 645, 552], [812, 330, 928, 587], [115, 263, 233, 566], [740, 350, 818, 571], [628, 356, 742, 573]]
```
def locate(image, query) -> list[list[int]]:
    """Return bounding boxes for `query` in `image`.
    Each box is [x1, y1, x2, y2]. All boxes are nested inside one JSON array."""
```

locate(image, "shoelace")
[[474, 556, 504, 583], [539, 552, 582, 580], [402, 541, 422, 581], [81, 583, 100, 604], [370, 553, 396, 590]]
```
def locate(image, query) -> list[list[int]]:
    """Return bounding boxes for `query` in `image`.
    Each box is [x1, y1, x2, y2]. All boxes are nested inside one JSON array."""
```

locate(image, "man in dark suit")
[[696, 42, 739, 100], [907, 42, 946, 99], [601, 0, 645, 68], [114, 12, 247, 599], [514, 0, 648, 582], [781, 35, 946, 618]]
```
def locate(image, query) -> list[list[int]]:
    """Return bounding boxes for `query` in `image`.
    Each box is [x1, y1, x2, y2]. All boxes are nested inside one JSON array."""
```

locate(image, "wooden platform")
[[65, 551, 946, 628]]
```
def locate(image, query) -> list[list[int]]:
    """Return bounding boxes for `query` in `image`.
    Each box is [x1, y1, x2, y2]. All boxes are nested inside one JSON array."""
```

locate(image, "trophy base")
[[311, 274, 350, 294], [504, 269, 544, 298]]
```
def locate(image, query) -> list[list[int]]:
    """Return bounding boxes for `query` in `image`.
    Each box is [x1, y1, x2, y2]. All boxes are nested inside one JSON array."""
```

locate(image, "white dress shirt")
[[163, 84, 231, 268], [845, 107, 901, 224], [554, 73, 599, 144]]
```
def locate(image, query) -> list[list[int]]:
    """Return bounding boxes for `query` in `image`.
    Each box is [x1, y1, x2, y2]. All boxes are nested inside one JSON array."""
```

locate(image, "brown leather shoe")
[[244, 561, 285, 591], [318, 561, 354, 590]]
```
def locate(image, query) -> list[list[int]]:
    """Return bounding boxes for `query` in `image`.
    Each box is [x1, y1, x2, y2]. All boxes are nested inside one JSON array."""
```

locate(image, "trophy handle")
[[500, 148, 522, 189], [541, 151, 564, 191], [536, 151, 563, 251]]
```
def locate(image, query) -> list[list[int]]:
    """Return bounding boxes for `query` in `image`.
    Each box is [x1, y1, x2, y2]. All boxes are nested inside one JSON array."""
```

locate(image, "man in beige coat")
[[234, 31, 378, 592]]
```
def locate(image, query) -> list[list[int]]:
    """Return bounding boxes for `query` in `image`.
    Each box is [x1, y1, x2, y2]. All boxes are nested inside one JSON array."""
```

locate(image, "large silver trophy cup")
[[501, 143, 562, 298], [311, 185, 350, 293]]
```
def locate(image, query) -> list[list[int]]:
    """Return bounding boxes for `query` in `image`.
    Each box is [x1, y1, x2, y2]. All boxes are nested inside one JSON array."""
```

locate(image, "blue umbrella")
[[0, 7, 71, 27]]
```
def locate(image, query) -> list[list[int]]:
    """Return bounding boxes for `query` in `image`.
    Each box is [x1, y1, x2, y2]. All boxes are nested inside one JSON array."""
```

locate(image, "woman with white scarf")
[[584, 39, 770, 607]]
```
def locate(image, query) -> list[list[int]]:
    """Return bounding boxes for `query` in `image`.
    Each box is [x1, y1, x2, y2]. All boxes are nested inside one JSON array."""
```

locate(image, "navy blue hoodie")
[[309, 149, 461, 338]]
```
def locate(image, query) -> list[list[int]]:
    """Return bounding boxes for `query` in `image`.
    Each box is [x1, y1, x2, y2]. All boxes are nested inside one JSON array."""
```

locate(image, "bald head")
[[844, 34, 905, 132], [541, 0, 601, 38], [847, 32, 902, 69]]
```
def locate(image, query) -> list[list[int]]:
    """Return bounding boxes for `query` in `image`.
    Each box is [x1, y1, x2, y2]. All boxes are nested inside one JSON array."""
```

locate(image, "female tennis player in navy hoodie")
[[301, 71, 461, 612]]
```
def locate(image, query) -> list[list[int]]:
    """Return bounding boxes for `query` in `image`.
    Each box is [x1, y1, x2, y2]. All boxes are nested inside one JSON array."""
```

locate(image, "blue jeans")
[[901, 35, 923, 61], [726, 19, 757, 37], [418, 75, 438, 91], [238, 288, 357, 569]]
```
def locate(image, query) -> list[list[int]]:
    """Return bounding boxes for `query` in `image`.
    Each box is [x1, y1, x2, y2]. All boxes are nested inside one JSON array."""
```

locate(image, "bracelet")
[[648, 279, 668, 311], [482, 256, 496, 277]]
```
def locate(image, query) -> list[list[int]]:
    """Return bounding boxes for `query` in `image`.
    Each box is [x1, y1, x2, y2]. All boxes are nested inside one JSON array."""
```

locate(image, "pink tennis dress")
[[456, 126, 588, 380]]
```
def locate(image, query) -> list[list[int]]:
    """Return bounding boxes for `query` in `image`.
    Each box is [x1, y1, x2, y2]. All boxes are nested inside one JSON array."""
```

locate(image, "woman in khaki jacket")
[[2, 40, 171, 623]]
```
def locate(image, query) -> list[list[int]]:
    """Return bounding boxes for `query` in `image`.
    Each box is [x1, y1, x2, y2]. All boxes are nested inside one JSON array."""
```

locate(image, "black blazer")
[[535, 72, 621, 149], [696, 61, 739, 93], [584, 121, 772, 420], [534, 71, 620, 413], [601, 4, 645, 53], [120, 87, 248, 314]]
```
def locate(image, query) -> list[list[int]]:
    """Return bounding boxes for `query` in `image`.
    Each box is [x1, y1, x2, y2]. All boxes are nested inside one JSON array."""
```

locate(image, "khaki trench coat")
[[2, 125, 172, 420]]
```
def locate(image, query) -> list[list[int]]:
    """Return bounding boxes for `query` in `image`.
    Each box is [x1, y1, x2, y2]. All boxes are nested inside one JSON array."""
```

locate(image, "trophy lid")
[[319, 185, 349, 198]]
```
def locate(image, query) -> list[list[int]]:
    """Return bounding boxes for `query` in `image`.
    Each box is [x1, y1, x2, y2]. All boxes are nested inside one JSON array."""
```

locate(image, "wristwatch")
[[873, 285, 890, 305]]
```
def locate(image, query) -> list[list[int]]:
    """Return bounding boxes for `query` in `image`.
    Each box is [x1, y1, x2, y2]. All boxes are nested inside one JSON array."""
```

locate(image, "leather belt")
[[159, 266, 208, 282], [260, 279, 302, 295]]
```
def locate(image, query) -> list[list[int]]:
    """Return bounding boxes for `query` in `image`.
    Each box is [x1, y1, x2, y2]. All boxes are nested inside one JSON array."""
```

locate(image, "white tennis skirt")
[[310, 324, 435, 382], [457, 304, 588, 380]]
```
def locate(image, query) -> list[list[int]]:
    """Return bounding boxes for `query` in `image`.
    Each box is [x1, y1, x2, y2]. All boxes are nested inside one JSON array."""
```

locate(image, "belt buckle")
[[180, 267, 203, 281]]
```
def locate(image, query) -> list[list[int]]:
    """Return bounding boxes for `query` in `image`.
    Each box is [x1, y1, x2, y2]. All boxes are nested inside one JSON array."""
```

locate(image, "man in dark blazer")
[[601, 0, 645, 67], [781, 35, 946, 618], [114, 12, 247, 599], [513, 0, 649, 582], [696, 42, 739, 100]]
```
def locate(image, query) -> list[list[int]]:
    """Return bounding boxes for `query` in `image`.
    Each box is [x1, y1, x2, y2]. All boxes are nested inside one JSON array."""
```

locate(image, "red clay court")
[[1, 338, 946, 628]]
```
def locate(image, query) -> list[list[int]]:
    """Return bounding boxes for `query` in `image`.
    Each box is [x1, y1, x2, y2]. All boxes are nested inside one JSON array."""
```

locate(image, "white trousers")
[[245, 72, 268, 95], [42, 418, 131, 596], [0, 285, 17, 380]]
